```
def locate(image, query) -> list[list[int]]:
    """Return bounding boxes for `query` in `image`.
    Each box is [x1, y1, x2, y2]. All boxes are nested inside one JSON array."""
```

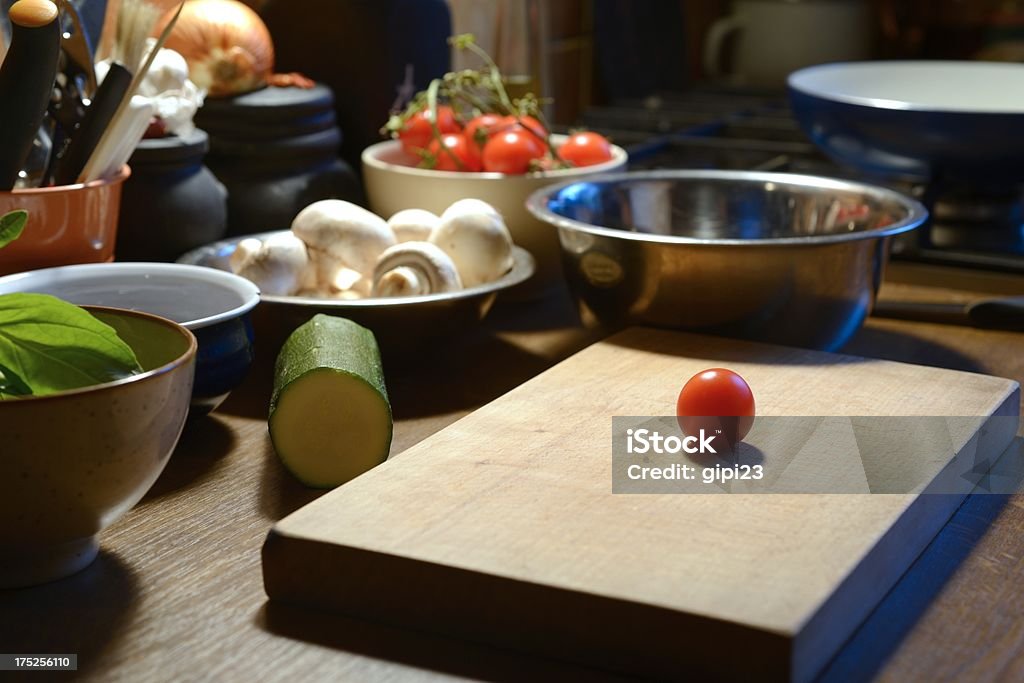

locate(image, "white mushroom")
[[387, 208, 440, 243], [321, 263, 371, 298], [430, 199, 514, 287], [291, 200, 397, 280], [372, 241, 462, 297], [234, 232, 313, 296], [374, 267, 426, 298], [229, 237, 264, 274]]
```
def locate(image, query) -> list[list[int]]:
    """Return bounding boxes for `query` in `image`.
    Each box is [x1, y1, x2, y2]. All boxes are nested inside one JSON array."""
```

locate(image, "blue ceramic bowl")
[[788, 61, 1024, 186], [0, 263, 259, 412]]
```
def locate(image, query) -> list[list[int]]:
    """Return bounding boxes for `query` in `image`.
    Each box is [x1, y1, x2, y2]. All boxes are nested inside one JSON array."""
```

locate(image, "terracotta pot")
[[0, 166, 130, 276]]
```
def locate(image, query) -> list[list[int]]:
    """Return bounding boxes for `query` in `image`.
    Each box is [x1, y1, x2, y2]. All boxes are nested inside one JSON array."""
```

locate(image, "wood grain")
[[2, 266, 1024, 683]]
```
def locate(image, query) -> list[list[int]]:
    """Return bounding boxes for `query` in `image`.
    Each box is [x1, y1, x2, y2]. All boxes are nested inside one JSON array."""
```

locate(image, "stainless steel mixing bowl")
[[527, 170, 927, 351]]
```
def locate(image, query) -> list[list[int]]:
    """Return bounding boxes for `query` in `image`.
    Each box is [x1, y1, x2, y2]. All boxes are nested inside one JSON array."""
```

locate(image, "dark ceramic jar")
[[195, 84, 362, 235], [117, 129, 228, 261]]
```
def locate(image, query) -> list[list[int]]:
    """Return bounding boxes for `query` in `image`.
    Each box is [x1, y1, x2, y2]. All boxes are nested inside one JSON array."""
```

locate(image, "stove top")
[[573, 91, 1024, 273]]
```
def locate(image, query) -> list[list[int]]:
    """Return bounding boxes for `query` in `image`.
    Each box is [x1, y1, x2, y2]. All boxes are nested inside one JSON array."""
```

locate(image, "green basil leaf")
[[0, 293, 143, 396], [0, 363, 32, 398], [0, 210, 28, 250]]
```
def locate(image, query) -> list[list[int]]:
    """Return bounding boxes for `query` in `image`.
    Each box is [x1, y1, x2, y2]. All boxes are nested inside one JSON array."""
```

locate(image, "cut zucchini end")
[[269, 368, 393, 488]]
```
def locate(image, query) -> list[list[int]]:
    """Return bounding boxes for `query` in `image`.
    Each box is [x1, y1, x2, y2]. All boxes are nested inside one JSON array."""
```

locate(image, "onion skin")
[[159, 0, 274, 97]]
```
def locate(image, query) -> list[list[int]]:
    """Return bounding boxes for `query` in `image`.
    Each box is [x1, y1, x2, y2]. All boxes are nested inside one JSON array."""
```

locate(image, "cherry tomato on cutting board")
[[398, 105, 461, 154], [558, 131, 614, 167], [426, 133, 482, 172], [676, 368, 755, 448]]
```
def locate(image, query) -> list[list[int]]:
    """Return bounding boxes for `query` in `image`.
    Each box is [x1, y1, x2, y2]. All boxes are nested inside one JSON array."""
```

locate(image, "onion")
[[157, 0, 274, 97]]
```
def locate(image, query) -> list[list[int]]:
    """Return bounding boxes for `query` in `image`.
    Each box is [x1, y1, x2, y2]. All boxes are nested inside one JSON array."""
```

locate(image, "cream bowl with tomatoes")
[[361, 134, 627, 297]]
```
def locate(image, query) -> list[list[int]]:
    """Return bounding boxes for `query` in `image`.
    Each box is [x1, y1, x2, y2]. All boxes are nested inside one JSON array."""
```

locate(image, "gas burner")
[[576, 90, 1024, 273]]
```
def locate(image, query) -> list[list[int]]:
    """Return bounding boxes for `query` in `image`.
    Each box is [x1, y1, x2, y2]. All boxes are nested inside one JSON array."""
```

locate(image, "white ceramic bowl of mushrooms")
[[178, 198, 535, 357], [362, 136, 628, 297]]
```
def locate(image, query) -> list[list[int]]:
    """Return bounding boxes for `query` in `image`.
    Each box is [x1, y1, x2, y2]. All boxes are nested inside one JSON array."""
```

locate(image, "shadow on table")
[[141, 414, 237, 502], [257, 601, 633, 683], [0, 550, 139, 677], [386, 336, 558, 421], [485, 286, 582, 333], [215, 328, 558, 423], [257, 435, 325, 521]]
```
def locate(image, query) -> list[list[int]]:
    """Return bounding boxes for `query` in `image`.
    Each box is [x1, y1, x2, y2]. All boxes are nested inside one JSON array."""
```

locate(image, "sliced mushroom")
[[387, 208, 440, 243], [430, 198, 514, 287], [291, 199, 396, 276], [372, 241, 462, 297], [234, 232, 313, 296]]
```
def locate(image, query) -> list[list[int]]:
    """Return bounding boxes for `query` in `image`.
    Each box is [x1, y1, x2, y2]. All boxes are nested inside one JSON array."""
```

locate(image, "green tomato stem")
[[425, 78, 465, 171]]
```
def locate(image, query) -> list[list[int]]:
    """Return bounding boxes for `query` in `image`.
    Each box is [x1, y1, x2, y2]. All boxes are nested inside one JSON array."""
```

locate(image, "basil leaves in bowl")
[[0, 210, 199, 587], [0, 305, 197, 587]]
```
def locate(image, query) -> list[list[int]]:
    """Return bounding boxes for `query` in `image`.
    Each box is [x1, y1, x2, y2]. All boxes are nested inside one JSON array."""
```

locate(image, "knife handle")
[[53, 63, 133, 187], [0, 0, 62, 191]]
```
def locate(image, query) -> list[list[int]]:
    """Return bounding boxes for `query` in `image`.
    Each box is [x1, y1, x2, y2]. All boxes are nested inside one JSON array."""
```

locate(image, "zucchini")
[[269, 315, 392, 488]]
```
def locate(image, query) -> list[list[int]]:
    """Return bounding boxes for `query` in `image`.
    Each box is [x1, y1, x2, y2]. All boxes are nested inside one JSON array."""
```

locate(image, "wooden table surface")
[[3, 262, 1024, 683]]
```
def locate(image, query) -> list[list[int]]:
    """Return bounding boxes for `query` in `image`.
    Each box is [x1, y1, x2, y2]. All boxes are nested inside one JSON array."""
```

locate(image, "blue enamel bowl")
[[0, 263, 260, 413], [788, 61, 1024, 186]]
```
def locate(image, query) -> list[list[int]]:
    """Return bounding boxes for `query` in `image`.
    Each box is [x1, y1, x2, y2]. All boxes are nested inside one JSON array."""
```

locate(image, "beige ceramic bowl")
[[362, 136, 627, 296], [0, 306, 197, 588]]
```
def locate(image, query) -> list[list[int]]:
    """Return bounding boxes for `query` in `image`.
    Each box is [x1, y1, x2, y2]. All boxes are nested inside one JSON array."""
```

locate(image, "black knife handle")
[[53, 63, 133, 186], [0, 0, 62, 191]]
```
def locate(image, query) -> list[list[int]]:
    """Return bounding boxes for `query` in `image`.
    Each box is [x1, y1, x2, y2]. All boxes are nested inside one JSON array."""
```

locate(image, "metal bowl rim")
[[177, 232, 536, 308], [525, 169, 928, 247]]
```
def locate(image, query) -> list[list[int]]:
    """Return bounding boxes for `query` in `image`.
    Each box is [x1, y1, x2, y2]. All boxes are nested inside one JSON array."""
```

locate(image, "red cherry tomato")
[[398, 105, 461, 154], [504, 115, 548, 145], [676, 368, 755, 448], [482, 129, 544, 174], [558, 131, 614, 167], [426, 133, 482, 172], [464, 113, 506, 152]]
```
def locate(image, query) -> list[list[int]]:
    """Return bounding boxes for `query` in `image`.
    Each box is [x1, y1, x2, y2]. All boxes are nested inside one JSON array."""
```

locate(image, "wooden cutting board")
[[263, 328, 1020, 682]]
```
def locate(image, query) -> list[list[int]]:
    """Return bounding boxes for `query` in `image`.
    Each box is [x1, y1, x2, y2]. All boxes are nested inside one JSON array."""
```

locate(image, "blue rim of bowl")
[[178, 233, 536, 307], [787, 61, 1024, 115], [0, 262, 261, 330], [0, 306, 197, 404], [525, 169, 929, 247], [361, 135, 628, 180]]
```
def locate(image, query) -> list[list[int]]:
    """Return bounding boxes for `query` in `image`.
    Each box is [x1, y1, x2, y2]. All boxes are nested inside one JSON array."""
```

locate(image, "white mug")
[[704, 0, 872, 87]]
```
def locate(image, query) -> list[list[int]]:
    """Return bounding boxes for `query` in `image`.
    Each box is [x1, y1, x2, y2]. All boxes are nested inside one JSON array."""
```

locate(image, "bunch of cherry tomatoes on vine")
[[383, 34, 616, 175]]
